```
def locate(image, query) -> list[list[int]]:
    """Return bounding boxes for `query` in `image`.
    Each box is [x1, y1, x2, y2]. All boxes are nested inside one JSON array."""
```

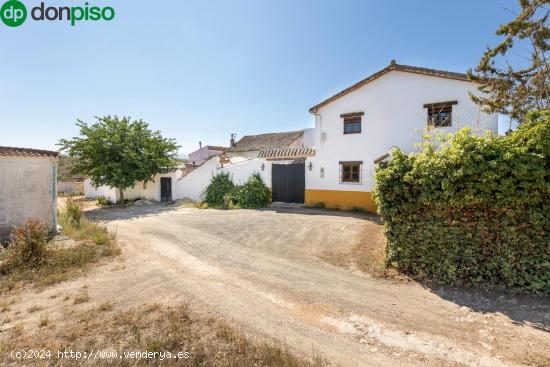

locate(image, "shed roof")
[[0, 146, 59, 158], [206, 145, 227, 151], [309, 61, 471, 113], [226, 130, 304, 152], [258, 147, 315, 160]]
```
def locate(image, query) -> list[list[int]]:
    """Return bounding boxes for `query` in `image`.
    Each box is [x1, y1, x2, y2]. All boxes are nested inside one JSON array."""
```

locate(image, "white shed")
[[0, 146, 58, 240]]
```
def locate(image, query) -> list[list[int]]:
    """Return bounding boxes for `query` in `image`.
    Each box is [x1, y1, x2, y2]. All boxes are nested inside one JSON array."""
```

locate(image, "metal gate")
[[271, 163, 305, 203], [160, 177, 172, 202]]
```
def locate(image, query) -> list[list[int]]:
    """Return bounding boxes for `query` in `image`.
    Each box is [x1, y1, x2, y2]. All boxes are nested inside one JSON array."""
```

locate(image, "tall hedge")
[[374, 111, 550, 293]]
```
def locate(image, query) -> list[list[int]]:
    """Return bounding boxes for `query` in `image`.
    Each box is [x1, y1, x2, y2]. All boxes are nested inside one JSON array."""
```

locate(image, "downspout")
[[51, 160, 58, 234]]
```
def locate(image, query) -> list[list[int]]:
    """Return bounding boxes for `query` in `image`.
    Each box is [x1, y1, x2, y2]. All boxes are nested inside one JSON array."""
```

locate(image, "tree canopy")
[[59, 116, 180, 202], [468, 0, 549, 122]]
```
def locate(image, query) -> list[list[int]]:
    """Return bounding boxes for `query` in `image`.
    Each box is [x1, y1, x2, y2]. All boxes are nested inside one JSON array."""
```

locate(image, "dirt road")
[[5, 205, 550, 366]]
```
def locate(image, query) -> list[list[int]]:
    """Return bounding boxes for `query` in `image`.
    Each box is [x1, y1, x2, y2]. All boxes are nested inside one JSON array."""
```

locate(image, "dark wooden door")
[[272, 163, 305, 203], [160, 177, 172, 202]]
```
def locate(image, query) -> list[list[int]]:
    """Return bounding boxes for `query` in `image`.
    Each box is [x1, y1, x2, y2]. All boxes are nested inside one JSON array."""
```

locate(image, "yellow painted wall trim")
[[305, 189, 377, 212]]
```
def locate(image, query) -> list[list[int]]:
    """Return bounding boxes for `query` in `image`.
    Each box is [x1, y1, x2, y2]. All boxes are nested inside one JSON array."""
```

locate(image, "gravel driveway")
[[47, 205, 550, 366]]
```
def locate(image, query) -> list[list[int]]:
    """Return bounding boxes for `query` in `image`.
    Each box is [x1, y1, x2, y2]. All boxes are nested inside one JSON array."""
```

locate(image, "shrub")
[[373, 111, 550, 293], [231, 173, 271, 208], [202, 173, 235, 208], [65, 197, 84, 228], [306, 201, 325, 209], [97, 196, 109, 206], [203, 172, 271, 209], [0, 218, 49, 272]]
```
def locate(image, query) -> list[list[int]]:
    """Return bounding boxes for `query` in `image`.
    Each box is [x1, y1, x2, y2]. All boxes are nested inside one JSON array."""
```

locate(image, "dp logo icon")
[[1, 0, 26, 27]]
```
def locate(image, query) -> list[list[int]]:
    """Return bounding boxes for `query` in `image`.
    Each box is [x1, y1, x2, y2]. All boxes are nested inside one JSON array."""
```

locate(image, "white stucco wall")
[[84, 179, 118, 203], [84, 170, 181, 203], [302, 128, 315, 147], [0, 156, 57, 239], [219, 157, 270, 186], [172, 153, 271, 202], [306, 70, 499, 193], [173, 158, 220, 201]]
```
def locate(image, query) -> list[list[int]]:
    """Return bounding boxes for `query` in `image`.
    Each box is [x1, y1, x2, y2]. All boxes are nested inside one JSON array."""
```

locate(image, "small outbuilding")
[[0, 146, 58, 240]]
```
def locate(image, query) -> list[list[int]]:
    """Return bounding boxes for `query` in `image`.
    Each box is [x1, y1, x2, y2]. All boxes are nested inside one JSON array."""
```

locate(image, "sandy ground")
[[2, 204, 549, 367]]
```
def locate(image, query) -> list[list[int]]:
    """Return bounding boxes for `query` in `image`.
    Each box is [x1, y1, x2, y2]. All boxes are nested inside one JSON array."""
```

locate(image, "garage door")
[[271, 163, 305, 203]]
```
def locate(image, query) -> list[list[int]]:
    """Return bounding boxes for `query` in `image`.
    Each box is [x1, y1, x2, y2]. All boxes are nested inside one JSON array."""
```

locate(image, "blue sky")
[[0, 0, 519, 154]]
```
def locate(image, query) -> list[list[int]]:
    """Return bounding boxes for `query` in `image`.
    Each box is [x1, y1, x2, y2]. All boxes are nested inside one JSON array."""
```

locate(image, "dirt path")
[[2, 205, 549, 366]]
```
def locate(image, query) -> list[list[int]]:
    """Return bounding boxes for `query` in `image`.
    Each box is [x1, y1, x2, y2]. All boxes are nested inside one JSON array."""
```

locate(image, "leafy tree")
[[468, 0, 549, 123], [59, 116, 180, 203]]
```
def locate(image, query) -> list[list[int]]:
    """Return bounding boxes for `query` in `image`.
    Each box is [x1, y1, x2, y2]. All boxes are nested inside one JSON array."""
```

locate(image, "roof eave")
[[308, 63, 472, 114]]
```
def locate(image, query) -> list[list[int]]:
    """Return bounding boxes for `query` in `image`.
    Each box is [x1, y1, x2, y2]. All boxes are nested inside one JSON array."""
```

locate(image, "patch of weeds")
[[73, 290, 90, 305], [38, 314, 49, 328], [97, 196, 110, 206], [0, 299, 15, 313], [0, 210, 119, 293], [97, 302, 114, 312], [351, 206, 367, 213], [1, 302, 329, 367], [27, 305, 42, 313], [193, 201, 208, 209], [0, 218, 48, 273], [307, 201, 325, 209]]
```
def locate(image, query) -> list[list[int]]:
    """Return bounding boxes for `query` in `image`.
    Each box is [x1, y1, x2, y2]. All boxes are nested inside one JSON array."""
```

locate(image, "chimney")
[[199, 141, 202, 149], [230, 133, 236, 147]]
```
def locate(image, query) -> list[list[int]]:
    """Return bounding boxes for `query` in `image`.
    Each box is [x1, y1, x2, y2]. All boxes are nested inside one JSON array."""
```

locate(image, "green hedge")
[[373, 111, 550, 293], [203, 172, 271, 209]]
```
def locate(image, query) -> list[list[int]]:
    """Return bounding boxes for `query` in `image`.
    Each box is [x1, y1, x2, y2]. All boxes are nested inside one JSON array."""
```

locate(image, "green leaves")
[[202, 173, 235, 208], [58, 116, 180, 201], [203, 172, 271, 209], [374, 111, 550, 293], [468, 0, 549, 120]]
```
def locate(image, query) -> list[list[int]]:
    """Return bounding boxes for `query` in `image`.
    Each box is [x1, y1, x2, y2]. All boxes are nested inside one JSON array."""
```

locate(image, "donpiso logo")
[[1, 0, 27, 27], [1, 1, 115, 27]]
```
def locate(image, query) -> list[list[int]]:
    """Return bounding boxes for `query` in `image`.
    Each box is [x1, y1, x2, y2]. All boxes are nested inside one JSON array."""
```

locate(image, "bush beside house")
[[374, 111, 550, 293], [203, 173, 271, 209]]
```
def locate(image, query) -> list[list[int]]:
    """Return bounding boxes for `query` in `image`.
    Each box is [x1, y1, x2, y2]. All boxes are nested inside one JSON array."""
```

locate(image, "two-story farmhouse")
[[304, 61, 498, 211]]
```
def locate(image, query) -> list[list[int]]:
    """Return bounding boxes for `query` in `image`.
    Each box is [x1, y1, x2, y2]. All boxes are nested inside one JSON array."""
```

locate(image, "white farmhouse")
[[304, 61, 498, 211], [174, 130, 315, 202], [0, 146, 58, 240]]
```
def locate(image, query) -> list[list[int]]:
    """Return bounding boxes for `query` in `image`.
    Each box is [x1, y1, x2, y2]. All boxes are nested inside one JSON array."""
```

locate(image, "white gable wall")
[[305, 70, 498, 210]]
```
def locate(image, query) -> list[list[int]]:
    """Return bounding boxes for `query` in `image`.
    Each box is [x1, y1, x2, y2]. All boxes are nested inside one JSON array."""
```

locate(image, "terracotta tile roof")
[[258, 147, 315, 160], [309, 61, 471, 113], [0, 146, 58, 158], [226, 130, 304, 152], [206, 145, 227, 151]]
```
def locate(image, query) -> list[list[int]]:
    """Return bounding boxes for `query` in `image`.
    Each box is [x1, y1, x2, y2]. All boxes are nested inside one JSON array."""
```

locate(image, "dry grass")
[[0, 303, 329, 367], [38, 314, 49, 328], [0, 212, 119, 293], [72, 290, 91, 305], [0, 298, 15, 313], [320, 222, 402, 279], [27, 305, 42, 313], [97, 302, 114, 312]]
